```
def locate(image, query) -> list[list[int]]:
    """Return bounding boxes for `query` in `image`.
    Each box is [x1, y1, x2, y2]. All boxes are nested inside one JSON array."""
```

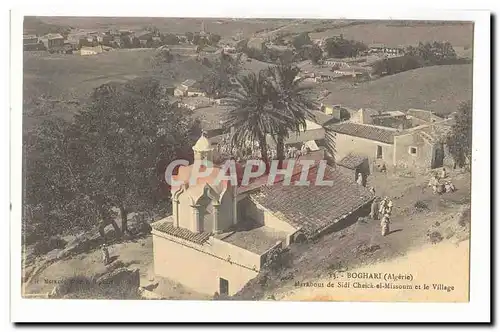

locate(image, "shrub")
[[414, 200, 429, 210], [427, 231, 443, 244], [32, 236, 67, 256], [458, 206, 471, 228]]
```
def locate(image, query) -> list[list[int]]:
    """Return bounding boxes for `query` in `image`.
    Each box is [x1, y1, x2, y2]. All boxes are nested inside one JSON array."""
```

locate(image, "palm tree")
[[223, 72, 281, 167], [265, 63, 315, 162]]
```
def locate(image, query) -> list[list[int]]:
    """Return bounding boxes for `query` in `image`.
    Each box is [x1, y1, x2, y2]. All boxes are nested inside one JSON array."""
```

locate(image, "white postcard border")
[[9, 2, 491, 323]]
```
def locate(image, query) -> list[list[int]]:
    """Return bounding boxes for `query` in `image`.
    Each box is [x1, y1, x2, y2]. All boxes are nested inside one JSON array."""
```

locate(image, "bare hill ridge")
[[320, 64, 473, 115]]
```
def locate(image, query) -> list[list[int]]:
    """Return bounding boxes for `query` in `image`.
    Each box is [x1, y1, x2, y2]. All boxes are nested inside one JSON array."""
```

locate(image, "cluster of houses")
[[152, 73, 454, 297], [23, 32, 108, 55]]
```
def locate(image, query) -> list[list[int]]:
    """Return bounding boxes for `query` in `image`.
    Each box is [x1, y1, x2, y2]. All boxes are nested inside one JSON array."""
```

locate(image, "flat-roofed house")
[[326, 116, 451, 172], [40, 33, 65, 49], [174, 79, 206, 97]]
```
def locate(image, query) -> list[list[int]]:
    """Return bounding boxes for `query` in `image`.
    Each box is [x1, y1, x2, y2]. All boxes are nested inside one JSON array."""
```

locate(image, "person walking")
[[369, 187, 376, 196], [356, 173, 363, 186], [101, 244, 110, 265], [380, 213, 390, 236], [370, 198, 379, 220]]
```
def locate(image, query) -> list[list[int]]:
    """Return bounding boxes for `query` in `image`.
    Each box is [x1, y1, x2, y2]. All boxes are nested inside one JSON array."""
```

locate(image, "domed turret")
[[193, 133, 214, 161]]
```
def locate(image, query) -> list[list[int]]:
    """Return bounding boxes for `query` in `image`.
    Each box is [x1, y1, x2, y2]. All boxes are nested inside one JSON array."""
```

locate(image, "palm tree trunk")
[[258, 134, 269, 172], [276, 134, 286, 169], [119, 204, 128, 235]]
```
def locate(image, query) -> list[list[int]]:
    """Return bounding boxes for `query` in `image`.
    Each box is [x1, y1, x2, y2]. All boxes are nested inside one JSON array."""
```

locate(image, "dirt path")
[[278, 239, 470, 302]]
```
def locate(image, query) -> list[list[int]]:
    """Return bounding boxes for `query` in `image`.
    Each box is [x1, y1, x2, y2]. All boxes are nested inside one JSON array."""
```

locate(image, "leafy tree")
[[151, 47, 173, 67], [73, 78, 197, 235], [23, 118, 89, 240], [265, 64, 315, 162], [445, 101, 472, 170], [201, 53, 242, 98], [192, 33, 207, 46], [132, 37, 141, 48], [162, 33, 180, 45], [325, 38, 367, 58], [224, 72, 279, 166], [372, 55, 422, 76], [120, 36, 132, 49], [405, 41, 457, 65], [292, 32, 312, 50], [208, 34, 222, 45], [299, 44, 323, 64], [185, 32, 194, 43]]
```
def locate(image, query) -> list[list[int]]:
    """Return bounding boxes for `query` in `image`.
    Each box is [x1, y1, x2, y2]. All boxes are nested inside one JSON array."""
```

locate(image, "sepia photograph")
[[9, 3, 491, 324]]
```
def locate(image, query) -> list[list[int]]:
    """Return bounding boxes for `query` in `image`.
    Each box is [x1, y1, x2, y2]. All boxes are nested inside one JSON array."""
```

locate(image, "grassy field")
[[309, 22, 474, 48], [39, 17, 291, 39], [319, 64, 473, 116], [23, 49, 211, 130]]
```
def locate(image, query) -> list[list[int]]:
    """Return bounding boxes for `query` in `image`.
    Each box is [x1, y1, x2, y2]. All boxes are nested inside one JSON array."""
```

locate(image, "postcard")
[[10, 6, 491, 323]]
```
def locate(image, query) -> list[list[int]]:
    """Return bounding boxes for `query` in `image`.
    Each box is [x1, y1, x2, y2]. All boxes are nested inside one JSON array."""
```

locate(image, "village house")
[[265, 112, 335, 153], [79, 45, 104, 56], [23, 35, 43, 51], [169, 44, 199, 57], [297, 61, 344, 83], [325, 108, 452, 173], [151, 134, 374, 296], [174, 79, 206, 97], [368, 43, 405, 56], [40, 33, 65, 50]]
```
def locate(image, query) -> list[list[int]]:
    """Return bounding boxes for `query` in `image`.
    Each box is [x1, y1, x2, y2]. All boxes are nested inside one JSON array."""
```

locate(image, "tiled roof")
[[327, 122, 397, 144], [250, 165, 374, 237], [338, 154, 368, 170], [152, 218, 211, 244]]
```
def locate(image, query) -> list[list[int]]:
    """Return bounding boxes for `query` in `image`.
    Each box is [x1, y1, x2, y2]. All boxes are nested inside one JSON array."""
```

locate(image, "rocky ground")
[[233, 168, 471, 300]]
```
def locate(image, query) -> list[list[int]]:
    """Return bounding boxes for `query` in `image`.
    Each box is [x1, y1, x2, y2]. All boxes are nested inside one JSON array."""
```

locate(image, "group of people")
[[369, 191, 394, 237], [216, 134, 311, 163], [428, 167, 456, 195]]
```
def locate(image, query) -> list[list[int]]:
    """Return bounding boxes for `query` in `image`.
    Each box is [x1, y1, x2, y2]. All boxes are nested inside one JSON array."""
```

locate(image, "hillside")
[[309, 21, 474, 48], [23, 49, 211, 130], [319, 64, 473, 116]]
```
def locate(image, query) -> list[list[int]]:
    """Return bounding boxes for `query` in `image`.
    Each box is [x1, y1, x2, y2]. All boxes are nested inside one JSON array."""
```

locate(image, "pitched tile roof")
[[152, 217, 211, 244], [327, 122, 397, 144], [250, 165, 374, 237], [338, 154, 369, 170]]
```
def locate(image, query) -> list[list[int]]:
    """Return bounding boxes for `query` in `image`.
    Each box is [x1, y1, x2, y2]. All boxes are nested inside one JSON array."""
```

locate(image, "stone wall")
[[333, 132, 394, 171], [393, 132, 434, 170], [152, 232, 260, 296]]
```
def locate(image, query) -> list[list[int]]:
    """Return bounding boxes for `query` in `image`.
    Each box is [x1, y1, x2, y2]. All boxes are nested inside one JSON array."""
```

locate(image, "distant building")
[[79, 45, 104, 56], [325, 109, 451, 171], [23, 35, 44, 51], [169, 44, 198, 57], [174, 79, 206, 97], [40, 33, 65, 49], [23, 35, 38, 45], [368, 43, 404, 56]]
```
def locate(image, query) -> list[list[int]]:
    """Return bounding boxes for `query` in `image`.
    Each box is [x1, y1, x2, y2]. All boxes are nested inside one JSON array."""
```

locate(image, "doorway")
[[219, 278, 229, 296], [431, 143, 445, 169], [376, 145, 383, 159]]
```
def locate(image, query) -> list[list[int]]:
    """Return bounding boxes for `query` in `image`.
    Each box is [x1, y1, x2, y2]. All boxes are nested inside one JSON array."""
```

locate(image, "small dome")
[[193, 133, 213, 152]]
